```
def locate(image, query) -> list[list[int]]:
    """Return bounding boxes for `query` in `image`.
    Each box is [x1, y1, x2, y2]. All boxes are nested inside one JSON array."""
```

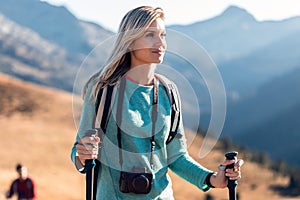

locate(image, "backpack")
[[94, 74, 181, 144]]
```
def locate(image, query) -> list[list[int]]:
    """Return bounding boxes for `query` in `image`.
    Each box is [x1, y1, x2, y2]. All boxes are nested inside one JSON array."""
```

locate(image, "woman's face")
[[130, 18, 167, 67]]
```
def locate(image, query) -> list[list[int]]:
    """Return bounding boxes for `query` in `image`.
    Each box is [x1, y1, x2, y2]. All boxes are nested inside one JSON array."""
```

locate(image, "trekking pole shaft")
[[86, 160, 96, 200], [229, 188, 236, 200], [228, 180, 237, 200]]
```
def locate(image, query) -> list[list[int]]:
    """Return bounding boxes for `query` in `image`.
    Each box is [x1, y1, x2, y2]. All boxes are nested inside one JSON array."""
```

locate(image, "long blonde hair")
[[83, 6, 164, 99]]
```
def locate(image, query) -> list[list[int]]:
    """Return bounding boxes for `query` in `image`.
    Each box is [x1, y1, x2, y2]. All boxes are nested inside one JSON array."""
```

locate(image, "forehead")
[[147, 18, 165, 31]]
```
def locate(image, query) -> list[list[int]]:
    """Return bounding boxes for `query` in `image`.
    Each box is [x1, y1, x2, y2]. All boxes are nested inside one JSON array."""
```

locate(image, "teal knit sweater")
[[71, 78, 212, 200]]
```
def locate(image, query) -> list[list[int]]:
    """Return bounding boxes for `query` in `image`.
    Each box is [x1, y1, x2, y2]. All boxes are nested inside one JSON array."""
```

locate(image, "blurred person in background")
[[5, 163, 36, 200]]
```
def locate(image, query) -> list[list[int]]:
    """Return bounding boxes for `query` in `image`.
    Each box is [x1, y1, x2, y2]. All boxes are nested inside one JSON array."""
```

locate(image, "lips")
[[151, 48, 165, 54]]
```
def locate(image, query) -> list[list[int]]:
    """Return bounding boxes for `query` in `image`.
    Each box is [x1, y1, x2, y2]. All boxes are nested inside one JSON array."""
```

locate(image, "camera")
[[119, 166, 153, 194]]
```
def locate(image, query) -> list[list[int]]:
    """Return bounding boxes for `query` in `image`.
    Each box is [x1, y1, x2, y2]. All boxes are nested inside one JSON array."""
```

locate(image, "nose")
[[155, 35, 166, 49]]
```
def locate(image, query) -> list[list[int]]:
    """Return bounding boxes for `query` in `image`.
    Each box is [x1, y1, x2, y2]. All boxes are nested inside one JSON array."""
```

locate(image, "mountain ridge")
[[224, 66, 300, 166], [169, 6, 300, 64], [0, 0, 113, 54]]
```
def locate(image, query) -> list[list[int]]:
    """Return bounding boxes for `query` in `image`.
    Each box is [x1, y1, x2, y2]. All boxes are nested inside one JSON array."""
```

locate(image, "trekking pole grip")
[[85, 129, 98, 200], [85, 129, 98, 168], [225, 151, 238, 200]]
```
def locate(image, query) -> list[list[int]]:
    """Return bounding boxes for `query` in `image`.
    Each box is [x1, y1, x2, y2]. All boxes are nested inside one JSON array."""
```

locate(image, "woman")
[[71, 6, 243, 199]]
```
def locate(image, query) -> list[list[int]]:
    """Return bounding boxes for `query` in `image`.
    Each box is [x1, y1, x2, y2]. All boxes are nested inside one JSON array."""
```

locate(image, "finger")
[[76, 149, 98, 160], [226, 168, 239, 174], [221, 159, 235, 166], [225, 168, 242, 180], [78, 136, 97, 143], [94, 136, 101, 143], [226, 165, 241, 173], [76, 144, 99, 157], [78, 136, 100, 146], [78, 154, 97, 161], [226, 173, 242, 180], [231, 159, 244, 173], [225, 169, 241, 177], [76, 146, 99, 154], [235, 159, 244, 168], [76, 143, 96, 151]]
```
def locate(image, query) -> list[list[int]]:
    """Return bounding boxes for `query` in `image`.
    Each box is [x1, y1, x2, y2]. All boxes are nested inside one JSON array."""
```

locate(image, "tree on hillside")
[[288, 167, 300, 193]]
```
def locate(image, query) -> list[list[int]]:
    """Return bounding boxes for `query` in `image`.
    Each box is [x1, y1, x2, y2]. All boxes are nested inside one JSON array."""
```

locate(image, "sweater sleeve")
[[29, 178, 36, 199], [5, 180, 16, 198], [167, 109, 213, 191], [71, 81, 97, 173]]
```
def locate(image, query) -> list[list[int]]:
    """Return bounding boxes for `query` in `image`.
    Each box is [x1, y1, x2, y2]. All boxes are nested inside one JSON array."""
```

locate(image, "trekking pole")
[[225, 151, 238, 200], [85, 129, 98, 200]]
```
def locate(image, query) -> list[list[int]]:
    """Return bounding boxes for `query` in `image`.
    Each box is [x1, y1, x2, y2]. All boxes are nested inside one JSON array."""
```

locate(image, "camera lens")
[[132, 175, 150, 191]]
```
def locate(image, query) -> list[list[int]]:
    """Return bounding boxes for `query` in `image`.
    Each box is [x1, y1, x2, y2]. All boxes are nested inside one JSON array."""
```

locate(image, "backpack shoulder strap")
[[155, 74, 181, 144], [94, 85, 117, 131], [92, 84, 117, 200]]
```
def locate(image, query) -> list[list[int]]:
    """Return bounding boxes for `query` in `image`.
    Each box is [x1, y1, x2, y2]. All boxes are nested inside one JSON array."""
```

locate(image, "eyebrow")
[[144, 29, 166, 33]]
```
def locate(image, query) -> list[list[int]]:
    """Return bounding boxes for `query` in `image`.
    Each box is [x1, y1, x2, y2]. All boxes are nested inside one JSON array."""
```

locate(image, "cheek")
[[132, 49, 150, 58], [132, 39, 153, 51]]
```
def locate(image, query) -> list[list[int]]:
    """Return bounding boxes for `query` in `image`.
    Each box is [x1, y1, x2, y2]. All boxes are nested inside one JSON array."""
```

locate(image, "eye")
[[146, 32, 155, 37], [161, 32, 167, 38]]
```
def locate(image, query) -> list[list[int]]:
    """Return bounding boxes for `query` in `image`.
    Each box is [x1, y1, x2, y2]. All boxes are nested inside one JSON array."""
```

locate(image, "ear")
[[128, 44, 133, 52], [128, 41, 136, 52]]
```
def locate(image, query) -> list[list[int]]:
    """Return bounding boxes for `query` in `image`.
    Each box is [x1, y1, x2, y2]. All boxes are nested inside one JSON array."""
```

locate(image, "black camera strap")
[[116, 77, 158, 170]]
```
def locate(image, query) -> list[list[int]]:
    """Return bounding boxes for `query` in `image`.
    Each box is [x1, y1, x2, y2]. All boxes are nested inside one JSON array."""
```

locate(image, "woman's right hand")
[[76, 135, 100, 165]]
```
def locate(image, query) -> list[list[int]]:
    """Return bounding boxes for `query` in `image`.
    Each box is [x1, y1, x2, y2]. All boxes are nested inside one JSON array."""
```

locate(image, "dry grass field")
[[0, 73, 298, 200]]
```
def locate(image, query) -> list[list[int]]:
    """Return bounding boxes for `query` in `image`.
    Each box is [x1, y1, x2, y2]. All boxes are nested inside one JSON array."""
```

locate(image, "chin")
[[151, 61, 163, 65], [153, 58, 164, 64]]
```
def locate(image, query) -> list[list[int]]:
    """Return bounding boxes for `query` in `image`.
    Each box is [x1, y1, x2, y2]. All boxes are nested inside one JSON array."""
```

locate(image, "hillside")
[[0, 0, 113, 92], [0, 73, 297, 200], [0, 0, 112, 54], [223, 66, 300, 167], [0, 73, 83, 199]]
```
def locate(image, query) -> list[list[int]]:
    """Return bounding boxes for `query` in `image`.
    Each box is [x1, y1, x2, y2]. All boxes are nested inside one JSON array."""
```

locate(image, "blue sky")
[[43, 0, 300, 31]]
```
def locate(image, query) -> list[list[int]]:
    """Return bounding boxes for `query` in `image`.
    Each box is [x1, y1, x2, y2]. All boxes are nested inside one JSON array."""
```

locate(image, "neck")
[[20, 177, 27, 181], [127, 64, 156, 85]]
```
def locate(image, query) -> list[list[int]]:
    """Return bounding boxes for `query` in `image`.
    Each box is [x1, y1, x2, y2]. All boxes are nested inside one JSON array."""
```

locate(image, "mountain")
[[1, 2, 299, 96], [224, 66, 300, 166], [0, 0, 113, 91], [0, 12, 80, 91], [0, 0, 112, 54], [169, 6, 300, 97], [219, 29, 300, 97], [169, 5, 300, 64], [237, 102, 300, 166]]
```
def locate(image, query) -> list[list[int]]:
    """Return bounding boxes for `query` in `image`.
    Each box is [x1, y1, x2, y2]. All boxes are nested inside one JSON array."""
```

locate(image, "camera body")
[[119, 166, 153, 194]]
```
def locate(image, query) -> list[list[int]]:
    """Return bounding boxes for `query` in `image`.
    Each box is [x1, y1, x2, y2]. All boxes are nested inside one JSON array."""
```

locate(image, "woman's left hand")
[[210, 158, 244, 188]]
